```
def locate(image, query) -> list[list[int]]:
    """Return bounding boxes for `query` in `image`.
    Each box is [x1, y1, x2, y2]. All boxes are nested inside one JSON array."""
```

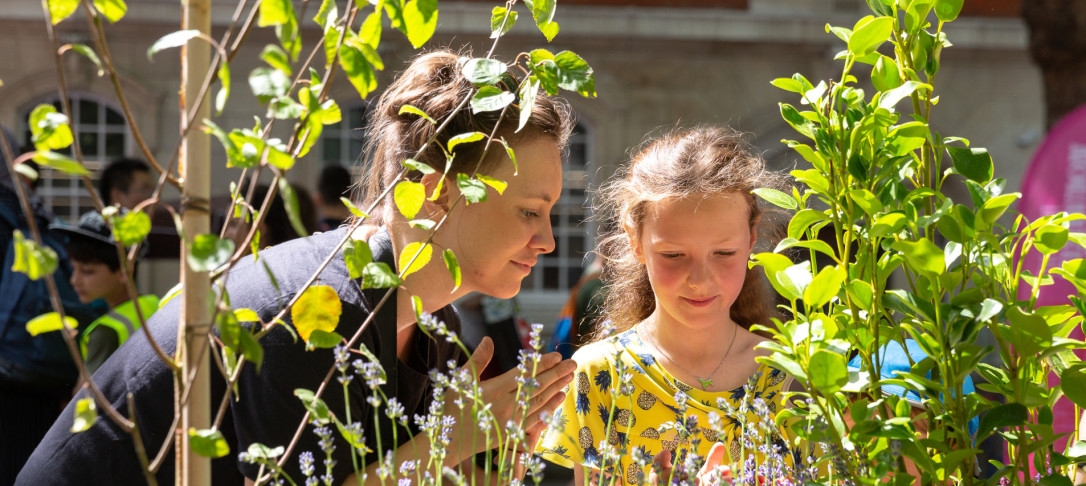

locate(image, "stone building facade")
[[0, 0, 1039, 322]]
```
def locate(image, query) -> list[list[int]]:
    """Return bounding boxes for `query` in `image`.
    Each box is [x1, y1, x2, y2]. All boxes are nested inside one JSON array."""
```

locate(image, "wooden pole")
[[178, 0, 212, 484]]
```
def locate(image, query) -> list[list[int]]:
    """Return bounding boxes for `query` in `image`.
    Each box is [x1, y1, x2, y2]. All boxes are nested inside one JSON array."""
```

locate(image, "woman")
[[19, 50, 577, 486]]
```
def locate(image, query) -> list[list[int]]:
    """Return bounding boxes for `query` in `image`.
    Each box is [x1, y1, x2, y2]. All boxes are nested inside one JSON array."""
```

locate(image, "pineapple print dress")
[[536, 326, 797, 485]]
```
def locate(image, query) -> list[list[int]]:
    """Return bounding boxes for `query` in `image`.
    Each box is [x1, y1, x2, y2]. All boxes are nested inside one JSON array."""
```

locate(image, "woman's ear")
[[420, 172, 451, 217]]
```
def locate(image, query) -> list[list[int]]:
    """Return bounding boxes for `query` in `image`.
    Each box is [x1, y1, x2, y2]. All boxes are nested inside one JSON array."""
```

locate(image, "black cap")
[[52, 210, 115, 245]]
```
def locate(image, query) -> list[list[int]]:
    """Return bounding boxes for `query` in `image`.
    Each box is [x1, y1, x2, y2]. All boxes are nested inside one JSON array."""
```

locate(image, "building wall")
[[0, 0, 1044, 323]]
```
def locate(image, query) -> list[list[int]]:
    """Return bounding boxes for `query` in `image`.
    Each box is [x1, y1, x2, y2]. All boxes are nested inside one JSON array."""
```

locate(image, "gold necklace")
[[637, 322, 738, 391]]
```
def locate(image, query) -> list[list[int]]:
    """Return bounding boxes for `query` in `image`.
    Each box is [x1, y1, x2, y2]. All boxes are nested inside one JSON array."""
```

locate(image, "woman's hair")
[[592, 125, 785, 341], [360, 49, 574, 224]]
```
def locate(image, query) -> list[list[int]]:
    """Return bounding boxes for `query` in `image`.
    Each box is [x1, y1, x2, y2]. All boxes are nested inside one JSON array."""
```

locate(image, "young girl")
[[537, 126, 798, 485]]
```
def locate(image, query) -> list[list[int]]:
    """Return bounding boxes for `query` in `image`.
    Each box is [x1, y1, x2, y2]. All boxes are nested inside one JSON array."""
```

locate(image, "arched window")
[[21, 94, 129, 223], [522, 122, 593, 294]]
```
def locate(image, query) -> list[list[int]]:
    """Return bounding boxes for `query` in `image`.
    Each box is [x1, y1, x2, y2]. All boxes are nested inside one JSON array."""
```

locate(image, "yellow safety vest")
[[79, 294, 160, 360]]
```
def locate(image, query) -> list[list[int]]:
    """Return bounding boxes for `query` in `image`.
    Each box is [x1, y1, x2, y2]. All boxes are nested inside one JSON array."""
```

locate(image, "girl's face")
[[440, 136, 563, 299], [630, 192, 755, 331]]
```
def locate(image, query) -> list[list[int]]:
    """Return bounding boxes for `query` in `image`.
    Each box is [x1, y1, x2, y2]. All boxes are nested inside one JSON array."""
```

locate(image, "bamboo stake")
[[177, 0, 212, 484]]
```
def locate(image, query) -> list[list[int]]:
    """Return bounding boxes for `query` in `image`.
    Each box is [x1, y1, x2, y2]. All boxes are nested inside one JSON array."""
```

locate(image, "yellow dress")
[[536, 326, 797, 485]]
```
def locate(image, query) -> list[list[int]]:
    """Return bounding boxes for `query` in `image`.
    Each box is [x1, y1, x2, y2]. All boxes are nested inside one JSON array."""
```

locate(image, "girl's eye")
[[522, 209, 540, 219], [661, 253, 683, 259], [716, 251, 737, 257]]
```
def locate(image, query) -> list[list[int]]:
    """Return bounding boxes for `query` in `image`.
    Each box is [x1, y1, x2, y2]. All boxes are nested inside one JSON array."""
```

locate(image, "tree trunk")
[[1023, 0, 1086, 129]]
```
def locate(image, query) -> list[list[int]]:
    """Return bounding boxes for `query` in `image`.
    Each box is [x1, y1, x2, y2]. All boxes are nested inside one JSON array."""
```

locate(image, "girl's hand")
[[446, 337, 576, 461], [647, 443, 731, 485]]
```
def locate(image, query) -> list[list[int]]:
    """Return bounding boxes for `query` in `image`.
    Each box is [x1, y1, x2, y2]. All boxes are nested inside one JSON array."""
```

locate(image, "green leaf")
[[947, 146, 993, 183], [780, 103, 814, 139], [804, 265, 846, 308], [773, 237, 838, 261], [871, 212, 907, 238], [394, 181, 426, 220], [362, 262, 403, 289], [471, 86, 515, 114], [313, 0, 336, 27], [871, 55, 901, 92], [343, 239, 374, 279], [26, 312, 77, 336], [456, 173, 488, 205], [490, 6, 519, 38], [866, 0, 894, 18], [555, 51, 595, 98], [246, 443, 285, 460], [259, 0, 294, 27], [978, 193, 1020, 228], [402, 158, 436, 175], [13, 163, 38, 183], [398, 242, 432, 279], [111, 210, 151, 246], [306, 330, 343, 349], [976, 403, 1028, 441], [71, 398, 97, 433], [770, 77, 805, 94], [214, 62, 231, 115], [1060, 367, 1086, 409], [399, 105, 435, 125], [447, 132, 486, 153], [92, 0, 126, 23], [277, 179, 308, 239], [752, 188, 797, 210], [68, 44, 104, 76], [752, 253, 800, 301], [788, 209, 828, 240], [266, 96, 304, 120], [848, 188, 883, 215], [341, 198, 368, 219], [848, 16, 894, 57], [477, 175, 507, 195], [1035, 224, 1070, 255], [360, 10, 382, 48], [292, 285, 342, 343], [32, 150, 88, 176], [809, 350, 849, 393], [878, 81, 927, 110], [498, 137, 519, 175], [462, 58, 507, 85], [234, 308, 261, 323], [524, 0, 559, 41], [29, 104, 74, 151], [189, 428, 230, 458], [1053, 259, 1086, 295], [293, 388, 333, 425], [49, 0, 79, 24], [276, 13, 301, 62], [935, 0, 964, 22], [1006, 307, 1053, 358], [237, 328, 264, 371], [408, 219, 435, 230], [402, 0, 438, 48], [891, 239, 945, 276], [260, 45, 292, 77], [12, 230, 59, 280], [248, 67, 292, 105], [147, 30, 201, 59], [187, 234, 235, 272], [517, 78, 540, 133], [444, 249, 461, 291]]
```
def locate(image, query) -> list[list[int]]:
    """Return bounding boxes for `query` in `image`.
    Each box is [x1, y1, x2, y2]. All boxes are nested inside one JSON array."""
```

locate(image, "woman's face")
[[440, 136, 563, 299], [630, 193, 755, 331]]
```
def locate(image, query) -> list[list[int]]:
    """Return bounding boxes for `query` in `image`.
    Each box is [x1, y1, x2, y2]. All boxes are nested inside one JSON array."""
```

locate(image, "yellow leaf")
[[398, 242, 432, 279], [291, 285, 342, 343]]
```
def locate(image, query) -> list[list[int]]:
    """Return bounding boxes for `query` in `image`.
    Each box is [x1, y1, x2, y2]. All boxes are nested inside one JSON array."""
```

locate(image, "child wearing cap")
[[55, 211, 159, 375]]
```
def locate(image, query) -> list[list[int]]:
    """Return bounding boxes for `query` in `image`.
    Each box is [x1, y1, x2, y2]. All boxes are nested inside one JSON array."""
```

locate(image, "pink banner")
[[1018, 102, 1086, 463]]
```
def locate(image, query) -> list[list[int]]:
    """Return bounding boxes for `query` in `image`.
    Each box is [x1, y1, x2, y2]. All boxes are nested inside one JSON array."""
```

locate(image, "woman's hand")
[[445, 336, 576, 462]]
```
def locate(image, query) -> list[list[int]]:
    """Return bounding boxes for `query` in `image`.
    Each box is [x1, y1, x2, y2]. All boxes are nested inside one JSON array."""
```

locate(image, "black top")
[[17, 227, 462, 485]]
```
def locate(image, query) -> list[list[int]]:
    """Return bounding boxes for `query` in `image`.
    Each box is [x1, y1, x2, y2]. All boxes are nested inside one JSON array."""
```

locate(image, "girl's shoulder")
[[569, 328, 643, 368]]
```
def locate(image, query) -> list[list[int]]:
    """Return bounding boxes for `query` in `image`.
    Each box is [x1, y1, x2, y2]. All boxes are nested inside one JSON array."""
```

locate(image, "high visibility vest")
[[79, 294, 160, 360]]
